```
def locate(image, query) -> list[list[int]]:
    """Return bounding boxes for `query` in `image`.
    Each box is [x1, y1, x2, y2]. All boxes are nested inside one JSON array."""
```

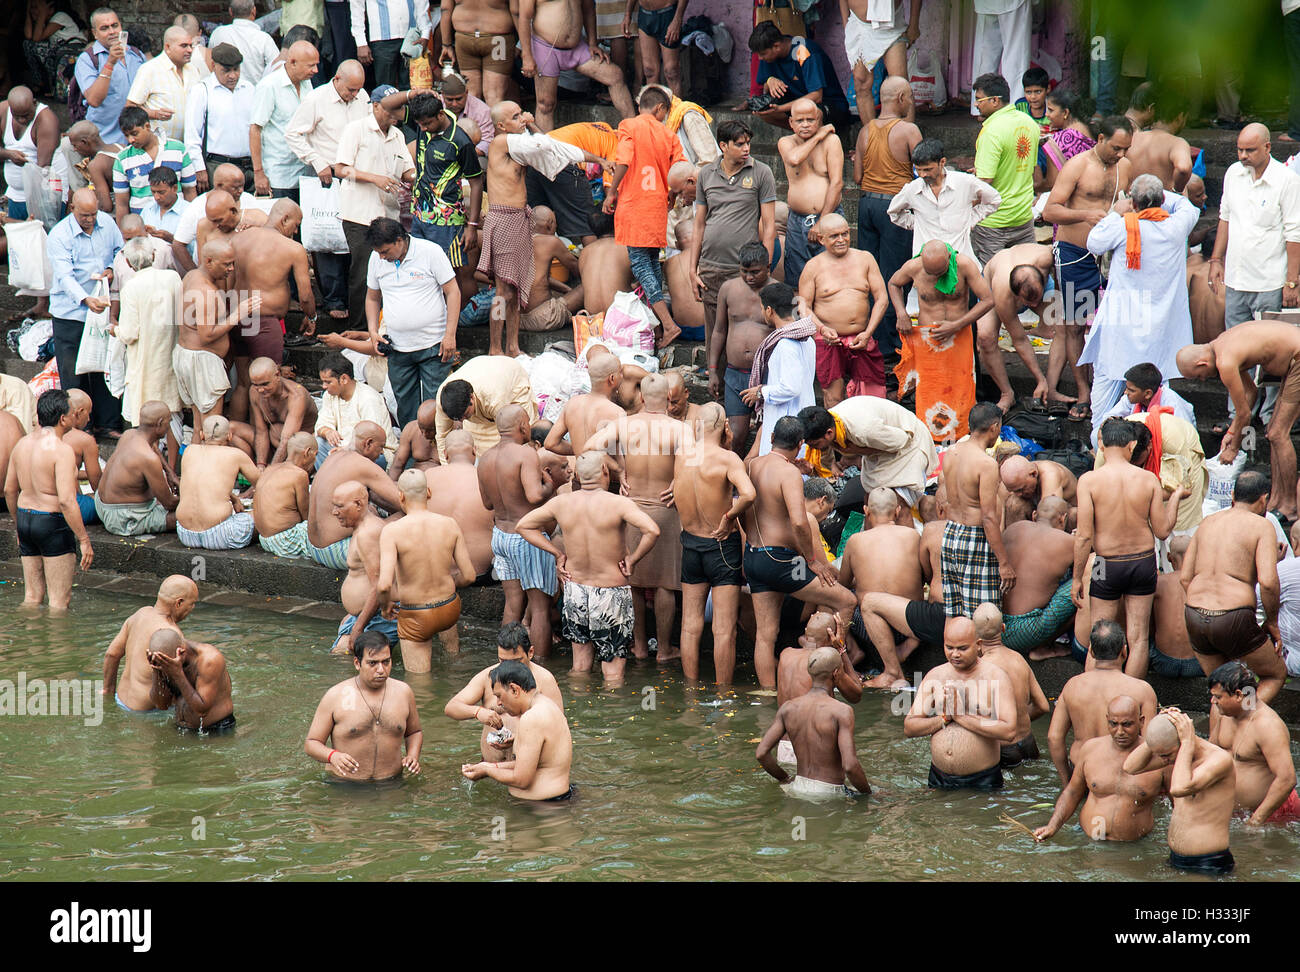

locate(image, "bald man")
[[194, 188, 266, 262], [544, 352, 624, 459], [478, 101, 536, 356], [522, 205, 582, 332], [799, 213, 888, 408], [62, 389, 102, 526], [663, 371, 700, 426], [171, 163, 253, 272], [176, 415, 259, 549], [146, 628, 236, 733], [125, 26, 200, 141], [254, 431, 317, 558], [1034, 696, 1169, 842], [249, 356, 318, 468], [389, 400, 442, 480], [425, 430, 495, 578], [103, 575, 199, 712], [999, 455, 1078, 510], [1124, 94, 1193, 192], [904, 616, 1018, 790], [307, 420, 403, 567], [973, 604, 1049, 769], [0, 86, 61, 220], [65, 120, 124, 215], [326, 479, 396, 655], [94, 400, 179, 535], [777, 98, 845, 286], [379, 468, 476, 672], [999, 495, 1077, 654]]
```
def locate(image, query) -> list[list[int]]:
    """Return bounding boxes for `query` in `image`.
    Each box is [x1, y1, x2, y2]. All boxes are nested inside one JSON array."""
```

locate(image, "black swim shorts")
[[17, 508, 77, 558], [928, 762, 1004, 790], [744, 544, 811, 595], [1090, 549, 1157, 600], [544, 783, 577, 802], [905, 599, 948, 646], [637, 5, 682, 48], [1183, 604, 1269, 660], [682, 530, 744, 587], [999, 732, 1041, 769], [1169, 848, 1234, 875]]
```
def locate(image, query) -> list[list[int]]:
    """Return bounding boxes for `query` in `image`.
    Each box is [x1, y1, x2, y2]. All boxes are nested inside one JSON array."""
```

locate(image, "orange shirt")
[[549, 121, 618, 186], [613, 113, 685, 248]]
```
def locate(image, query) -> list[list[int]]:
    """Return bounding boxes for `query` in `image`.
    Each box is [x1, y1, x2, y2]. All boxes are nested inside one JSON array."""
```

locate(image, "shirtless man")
[[742, 416, 858, 687], [146, 628, 235, 733], [939, 402, 1014, 617], [479, 404, 559, 654], [0, 409, 23, 511], [307, 422, 403, 567], [757, 646, 872, 800], [776, 613, 863, 719], [193, 189, 266, 263], [102, 575, 197, 711], [839, 487, 922, 688], [663, 371, 700, 427], [778, 100, 844, 285], [328, 480, 396, 654], [545, 353, 624, 459], [904, 616, 1018, 790], [389, 400, 441, 480], [305, 632, 423, 782], [440, 0, 519, 104], [1141, 535, 1200, 677], [1180, 470, 1286, 703], [253, 432, 316, 558], [671, 402, 756, 684], [799, 213, 888, 408], [378, 468, 476, 672], [425, 430, 494, 578], [1000, 496, 1077, 655], [1043, 115, 1134, 412], [1123, 710, 1236, 874], [5, 390, 93, 610], [169, 164, 247, 271], [461, 660, 574, 799], [522, 206, 583, 332], [519, 0, 634, 131], [517, 451, 660, 682], [176, 239, 261, 432], [1124, 90, 1193, 192], [1073, 418, 1185, 678], [972, 603, 1050, 770], [63, 390, 101, 521], [1177, 321, 1300, 520], [999, 455, 1078, 510], [249, 356, 318, 469], [585, 373, 685, 660], [707, 242, 770, 452], [445, 621, 564, 763], [576, 211, 634, 320], [1034, 696, 1170, 842], [1047, 618, 1158, 785], [176, 416, 260, 549], [979, 243, 1059, 411], [94, 401, 178, 536]]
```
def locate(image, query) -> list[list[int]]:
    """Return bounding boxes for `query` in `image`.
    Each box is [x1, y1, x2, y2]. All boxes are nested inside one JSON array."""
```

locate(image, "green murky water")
[[0, 584, 1296, 881]]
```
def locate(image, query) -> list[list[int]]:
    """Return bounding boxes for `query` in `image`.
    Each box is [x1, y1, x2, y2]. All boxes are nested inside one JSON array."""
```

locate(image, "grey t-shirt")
[[697, 156, 777, 268]]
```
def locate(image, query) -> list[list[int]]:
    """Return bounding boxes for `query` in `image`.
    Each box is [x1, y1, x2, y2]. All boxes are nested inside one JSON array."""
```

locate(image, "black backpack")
[[1034, 438, 1095, 477], [1002, 405, 1065, 450]]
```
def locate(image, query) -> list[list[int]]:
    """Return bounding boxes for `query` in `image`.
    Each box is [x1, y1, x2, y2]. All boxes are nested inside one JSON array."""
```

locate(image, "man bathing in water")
[[1073, 418, 1185, 677], [1180, 470, 1286, 704], [972, 604, 1049, 770], [94, 401, 179, 537], [253, 432, 317, 559], [517, 451, 660, 683], [249, 356, 318, 469], [773, 612, 863, 769], [672, 403, 756, 684], [306, 632, 423, 782], [904, 616, 1018, 790], [757, 644, 871, 802], [378, 468, 476, 672], [103, 575, 198, 712], [1034, 696, 1170, 842], [1123, 710, 1236, 875], [1208, 661, 1300, 826], [308, 421, 403, 569], [1047, 619, 1158, 786], [146, 628, 235, 734], [461, 660, 575, 801], [424, 430, 496, 579], [446, 622, 565, 763]]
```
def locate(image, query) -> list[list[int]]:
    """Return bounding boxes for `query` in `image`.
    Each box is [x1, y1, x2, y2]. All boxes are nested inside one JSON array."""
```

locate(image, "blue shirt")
[[48, 212, 124, 322], [140, 196, 188, 236], [250, 65, 314, 189], [757, 39, 849, 116], [74, 42, 146, 144]]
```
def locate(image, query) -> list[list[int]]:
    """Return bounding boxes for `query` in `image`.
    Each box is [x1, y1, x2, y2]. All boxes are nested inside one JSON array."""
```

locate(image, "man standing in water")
[[103, 575, 199, 711], [330, 480, 397, 655], [461, 660, 574, 801], [904, 616, 1018, 790], [1208, 661, 1300, 825], [757, 645, 872, 801], [146, 628, 236, 733], [971, 604, 1049, 769], [1123, 710, 1236, 874], [1033, 696, 1170, 842], [305, 632, 423, 782]]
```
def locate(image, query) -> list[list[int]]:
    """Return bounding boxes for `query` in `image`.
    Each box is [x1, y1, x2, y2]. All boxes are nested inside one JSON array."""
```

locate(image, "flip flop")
[[1021, 396, 1048, 414], [1067, 403, 1091, 422]]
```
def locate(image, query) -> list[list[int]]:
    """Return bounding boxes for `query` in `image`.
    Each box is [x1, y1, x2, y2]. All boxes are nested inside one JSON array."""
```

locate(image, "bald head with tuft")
[[807, 645, 841, 678], [972, 602, 1003, 640], [397, 467, 429, 502], [202, 415, 231, 443]]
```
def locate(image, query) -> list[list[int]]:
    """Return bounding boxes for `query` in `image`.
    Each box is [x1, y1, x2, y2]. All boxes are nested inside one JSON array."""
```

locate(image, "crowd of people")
[[2, 2, 1300, 874]]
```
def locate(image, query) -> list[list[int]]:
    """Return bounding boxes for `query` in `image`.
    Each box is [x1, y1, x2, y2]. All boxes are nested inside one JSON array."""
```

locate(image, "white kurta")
[[757, 337, 816, 456], [1080, 191, 1199, 383], [833, 395, 938, 490], [116, 267, 183, 423]]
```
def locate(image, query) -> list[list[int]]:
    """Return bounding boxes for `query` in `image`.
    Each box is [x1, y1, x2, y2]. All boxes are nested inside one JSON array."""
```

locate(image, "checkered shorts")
[[941, 522, 1001, 618]]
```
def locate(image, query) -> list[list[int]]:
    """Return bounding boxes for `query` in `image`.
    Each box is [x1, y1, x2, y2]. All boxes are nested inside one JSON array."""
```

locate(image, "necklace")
[[355, 676, 387, 726]]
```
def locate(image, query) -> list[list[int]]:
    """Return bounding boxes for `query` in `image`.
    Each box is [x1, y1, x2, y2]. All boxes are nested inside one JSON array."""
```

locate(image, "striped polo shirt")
[[111, 138, 198, 213]]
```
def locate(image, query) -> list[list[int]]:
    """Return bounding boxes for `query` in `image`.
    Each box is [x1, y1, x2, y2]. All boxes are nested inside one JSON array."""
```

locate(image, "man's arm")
[[389, 423, 415, 480], [543, 408, 573, 456], [1258, 528, 1281, 629], [953, 667, 1018, 742], [451, 525, 476, 586], [55, 447, 92, 570], [516, 504, 564, 560], [251, 399, 271, 467], [519, 449, 555, 506], [887, 262, 916, 334], [102, 619, 130, 697], [758, 200, 775, 263], [1034, 753, 1090, 840], [1043, 158, 1106, 228], [444, 670, 503, 724], [978, 460, 1013, 590], [376, 524, 399, 615], [1249, 719, 1298, 825], [479, 711, 543, 787], [141, 453, 179, 510], [1121, 740, 1158, 776], [273, 389, 311, 465], [706, 281, 732, 385], [1027, 667, 1050, 721], [1072, 480, 1094, 607], [903, 675, 947, 737], [1148, 476, 1185, 540], [350, 525, 385, 634], [1047, 693, 1073, 786], [1170, 139, 1192, 193], [755, 706, 792, 782]]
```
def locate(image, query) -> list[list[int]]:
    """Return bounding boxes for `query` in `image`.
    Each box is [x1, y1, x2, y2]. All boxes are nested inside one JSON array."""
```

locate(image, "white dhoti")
[[970, 0, 1032, 115], [172, 345, 230, 414], [844, 9, 906, 70]]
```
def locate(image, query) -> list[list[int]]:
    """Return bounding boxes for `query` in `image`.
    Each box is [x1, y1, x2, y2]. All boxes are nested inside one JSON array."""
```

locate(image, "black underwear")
[[1000, 732, 1041, 769], [179, 713, 236, 735], [17, 507, 77, 558], [543, 783, 577, 802], [1169, 848, 1235, 875], [1090, 549, 1157, 600], [1184, 604, 1269, 660], [928, 762, 1004, 790], [744, 545, 811, 595]]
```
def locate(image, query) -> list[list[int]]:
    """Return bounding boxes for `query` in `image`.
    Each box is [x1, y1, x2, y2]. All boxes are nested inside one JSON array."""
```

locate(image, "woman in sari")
[[1034, 88, 1096, 193]]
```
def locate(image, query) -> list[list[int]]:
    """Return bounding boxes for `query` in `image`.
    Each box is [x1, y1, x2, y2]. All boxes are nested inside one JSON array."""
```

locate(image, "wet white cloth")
[[505, 132, 584, 181]]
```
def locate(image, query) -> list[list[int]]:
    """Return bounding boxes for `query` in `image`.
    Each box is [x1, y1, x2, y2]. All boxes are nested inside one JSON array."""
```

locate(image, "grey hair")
[[1129, 173, 1165, 211], [123, 236, 156, 271], [89, 7, 117, 29], [802, 477, 836, 505], [231, 0, 257, 16]]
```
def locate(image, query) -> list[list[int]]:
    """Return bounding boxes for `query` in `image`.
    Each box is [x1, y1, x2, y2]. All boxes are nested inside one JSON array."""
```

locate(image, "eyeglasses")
[[975, 95, 998, 104]]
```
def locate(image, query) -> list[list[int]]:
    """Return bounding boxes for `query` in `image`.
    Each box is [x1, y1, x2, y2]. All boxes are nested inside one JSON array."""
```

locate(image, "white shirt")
[[173, 189, 260, 246], [208, 19, 281, 84], [315, 380, 397, 457], [1220, 157, 1300, 293], [1081, 190, 1199, 381], [285, 80, 372, 173], [366, 237, 455, 350], [184, 74, 256, 168], [1286, 0, 1300, 16], [505, 132, 584, 180], [887, 170, 1002, 264], [1273, 557, 1300, 676], [350, 0, 433, 46], [336, 112, 414, 224], [757, 336, 816, 456]]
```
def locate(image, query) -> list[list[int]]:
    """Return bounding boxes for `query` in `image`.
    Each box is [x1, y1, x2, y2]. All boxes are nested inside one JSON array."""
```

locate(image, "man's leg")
[[602, 655, 629, 683], [399, 636, 434, 673], [852, 61, 876, 126], [653, 587, 677, 662], [533, 73, 560, 131], [419, 346, 453, 417], [998, 0, 1032, 106], [1240, 640, 1287, 704], [342, 220, 371, 331], [637, 29, 663, 86], [970, 13, 1002, 116], [19, 555, 46, 608], [660, 42, 682, 94], [489, 280, 516, 356], [680, 582, 709, 680], [43, 552, 78, 613], [858, 592, 915, 688], [873, 196, 911, 359], [51, 318, 87, 408], [628, 245, 680, 345], [1088, 376, 1126, 445], [711, 585, 741, 686], [578, 54, 634, 118], [1267, 393, 1300, 518], [372, 38, 406, 90], [631, 587, 652, 659], [312, 250, 350, 323], [482, 52, 511, 104], [524, 587, 553, 660], [502, 578, 525, 625], [387, 348, 419, 430], [784, 211, 812, 286], [1120, 592, 1154, 679], [571, 640, 596, 673], [751, 590, 785, 688], [975, 309, 1016, 413]]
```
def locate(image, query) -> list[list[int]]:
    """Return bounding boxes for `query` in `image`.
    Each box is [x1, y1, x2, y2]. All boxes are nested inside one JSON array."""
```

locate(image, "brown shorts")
[[1275, 351, 1300, 413], [233, 316, 285, 365], [455, 31, 517, 74], [520, 296, 572, 331], [625, 500, 682, 591], [397, 594, 462, 641], [1183, 604, 1269, 660]]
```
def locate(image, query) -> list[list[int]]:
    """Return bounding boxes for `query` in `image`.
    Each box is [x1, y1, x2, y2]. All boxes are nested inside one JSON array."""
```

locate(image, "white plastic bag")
[[5, 219, 50, 291], [106, 334, 127, 397], [299, 176, 349, 254], [602, 291, 656, 353], [22, 164, 63, 231], [908, 48, 946, 109], [74, 279, 111, 375], [1203, 449, 1248, 514]]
